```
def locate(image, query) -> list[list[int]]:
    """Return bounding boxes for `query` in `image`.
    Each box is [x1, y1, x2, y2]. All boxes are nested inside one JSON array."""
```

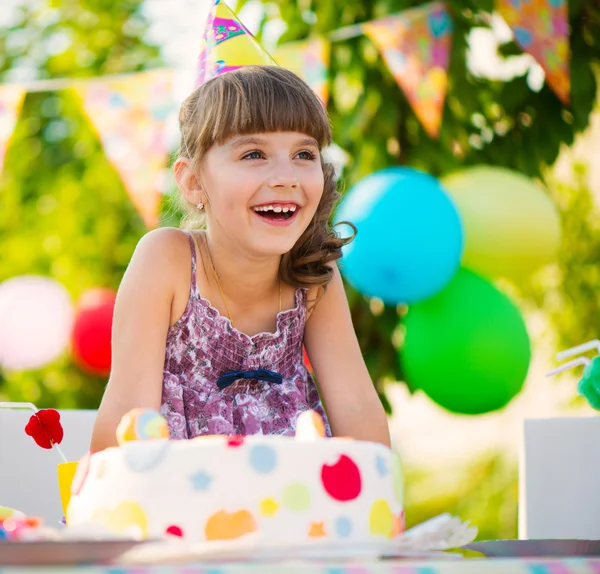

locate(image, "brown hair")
[[177, 65, 355, 291]]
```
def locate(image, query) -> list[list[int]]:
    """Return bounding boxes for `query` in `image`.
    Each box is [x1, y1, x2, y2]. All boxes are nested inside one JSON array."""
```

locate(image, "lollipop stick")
[[0, 402, 68, 463], [556, 340, 600, 362], [546, 357, 590, 377]]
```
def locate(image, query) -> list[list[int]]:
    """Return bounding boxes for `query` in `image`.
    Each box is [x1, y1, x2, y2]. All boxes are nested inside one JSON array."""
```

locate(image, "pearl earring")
[[196, 201, 204, 211]]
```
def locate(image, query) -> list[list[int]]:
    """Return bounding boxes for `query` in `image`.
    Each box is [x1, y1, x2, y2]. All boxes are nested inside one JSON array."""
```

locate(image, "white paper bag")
[[519, 416, 600, 539]]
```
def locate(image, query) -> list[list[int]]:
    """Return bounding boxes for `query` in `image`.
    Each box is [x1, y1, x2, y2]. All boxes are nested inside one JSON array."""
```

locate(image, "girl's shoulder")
[[133, 227, 193, 272], [130, 228, 196, 323]]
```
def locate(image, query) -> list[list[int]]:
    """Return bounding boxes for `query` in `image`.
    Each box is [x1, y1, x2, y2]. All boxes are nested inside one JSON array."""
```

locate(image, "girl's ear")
[[174, 157, 206, 206]]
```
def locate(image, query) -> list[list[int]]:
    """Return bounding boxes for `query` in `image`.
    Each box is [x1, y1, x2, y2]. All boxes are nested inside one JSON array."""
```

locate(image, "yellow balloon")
[[442, 166, 561, 280]]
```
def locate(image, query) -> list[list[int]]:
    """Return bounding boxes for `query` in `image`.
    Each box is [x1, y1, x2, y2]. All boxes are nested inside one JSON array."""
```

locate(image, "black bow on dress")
[[216, 369, 283, 391]]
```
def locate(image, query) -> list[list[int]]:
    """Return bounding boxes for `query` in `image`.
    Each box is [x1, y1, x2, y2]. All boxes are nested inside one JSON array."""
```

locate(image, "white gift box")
[[0, 409, 97, 524], [519, 416, 600, 540]]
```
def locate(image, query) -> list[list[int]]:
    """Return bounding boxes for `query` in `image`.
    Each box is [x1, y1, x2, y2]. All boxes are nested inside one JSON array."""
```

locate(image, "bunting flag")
[[195, 0, 276, 87], [72, 70, 173, 229], [363, 2, 453, 139], [274, 36, 331, 105], [0, 85, 26, 175], [496, 0, 570, 104]]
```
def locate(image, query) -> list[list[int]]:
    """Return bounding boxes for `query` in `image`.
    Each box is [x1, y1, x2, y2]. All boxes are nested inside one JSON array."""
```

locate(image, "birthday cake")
[[67, 410, 404, 549]]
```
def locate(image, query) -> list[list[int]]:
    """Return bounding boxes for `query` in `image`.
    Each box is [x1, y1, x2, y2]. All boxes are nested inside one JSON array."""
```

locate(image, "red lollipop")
[[25, 409, 64, 449]]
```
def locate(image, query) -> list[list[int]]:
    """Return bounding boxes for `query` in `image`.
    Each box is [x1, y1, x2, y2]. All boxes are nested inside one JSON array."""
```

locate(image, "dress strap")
[[184, 231, 199, 296]]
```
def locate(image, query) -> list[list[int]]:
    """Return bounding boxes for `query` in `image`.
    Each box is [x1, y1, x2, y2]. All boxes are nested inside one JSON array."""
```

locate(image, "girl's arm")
[[90, 229, 181, 451], [303, 264, 391, 447]]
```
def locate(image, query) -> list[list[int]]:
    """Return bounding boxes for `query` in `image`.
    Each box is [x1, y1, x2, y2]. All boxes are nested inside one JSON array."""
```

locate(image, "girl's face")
[[200, 131, 324, 257]]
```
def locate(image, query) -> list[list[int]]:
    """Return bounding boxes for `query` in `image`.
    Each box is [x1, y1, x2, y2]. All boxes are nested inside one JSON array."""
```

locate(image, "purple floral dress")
[[160, 232, 331, 439]]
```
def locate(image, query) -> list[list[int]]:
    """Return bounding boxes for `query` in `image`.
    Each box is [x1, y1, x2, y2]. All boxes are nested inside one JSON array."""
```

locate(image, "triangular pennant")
[[0, 85, 26, 175], [196, 0, 276, 87], [274, 36, 331, 105], [72, 70, 173, 228], [496, 0, 570, 104], [363, 2, 453, 139]]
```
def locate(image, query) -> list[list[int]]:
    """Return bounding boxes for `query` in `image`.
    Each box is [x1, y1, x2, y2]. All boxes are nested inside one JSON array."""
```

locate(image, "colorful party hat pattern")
[[196, 0, 276, 87]]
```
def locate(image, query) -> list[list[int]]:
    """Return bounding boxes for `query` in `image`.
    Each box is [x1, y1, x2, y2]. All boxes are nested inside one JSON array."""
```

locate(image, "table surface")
[[2, 558, 600, 573]]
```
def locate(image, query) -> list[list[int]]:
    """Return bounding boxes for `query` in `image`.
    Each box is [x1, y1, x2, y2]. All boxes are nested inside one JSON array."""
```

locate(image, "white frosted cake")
[[67, 411, 404, 549]]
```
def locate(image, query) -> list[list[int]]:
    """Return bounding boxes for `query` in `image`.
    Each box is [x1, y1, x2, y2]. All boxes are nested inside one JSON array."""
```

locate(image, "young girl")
[[90, 66, 390, 450]]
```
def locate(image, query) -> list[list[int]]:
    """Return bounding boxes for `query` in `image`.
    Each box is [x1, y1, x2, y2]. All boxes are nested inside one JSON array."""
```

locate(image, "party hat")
[[195, 0, 277, 87]]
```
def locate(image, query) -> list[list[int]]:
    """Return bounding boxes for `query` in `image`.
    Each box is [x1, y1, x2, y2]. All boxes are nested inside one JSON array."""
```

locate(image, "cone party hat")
[[195, 0, 277, 87]]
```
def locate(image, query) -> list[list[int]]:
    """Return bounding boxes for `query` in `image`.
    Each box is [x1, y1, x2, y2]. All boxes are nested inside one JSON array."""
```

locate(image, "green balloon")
[[401, 269, 531, 415]]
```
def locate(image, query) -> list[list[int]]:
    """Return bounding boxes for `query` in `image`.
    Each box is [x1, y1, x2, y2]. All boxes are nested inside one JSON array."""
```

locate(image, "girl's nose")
[[267, 159, 299, 189]]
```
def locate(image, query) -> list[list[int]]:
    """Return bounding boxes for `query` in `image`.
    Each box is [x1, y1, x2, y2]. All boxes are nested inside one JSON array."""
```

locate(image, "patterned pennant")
[[496, 0, 570, 104], [196, 0, 276, 87], [363, 2, 453, 139], [73, 70, 173, 228], [0, 85, 26, 175], [274, 36, 331, 105]]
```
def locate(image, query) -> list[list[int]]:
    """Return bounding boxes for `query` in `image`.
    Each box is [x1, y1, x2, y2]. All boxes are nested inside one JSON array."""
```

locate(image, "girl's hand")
[[303, 264, 391, 447]]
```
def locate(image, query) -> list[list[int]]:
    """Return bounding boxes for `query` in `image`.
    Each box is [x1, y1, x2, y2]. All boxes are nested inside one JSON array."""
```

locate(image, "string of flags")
[[0, 0, 570, 227]]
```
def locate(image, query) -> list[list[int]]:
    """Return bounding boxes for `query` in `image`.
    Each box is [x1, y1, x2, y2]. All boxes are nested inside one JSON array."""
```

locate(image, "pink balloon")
[[0, 276, 74, 371]]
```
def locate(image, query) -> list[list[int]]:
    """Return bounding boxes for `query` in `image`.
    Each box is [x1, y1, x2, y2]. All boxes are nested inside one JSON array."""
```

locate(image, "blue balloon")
[[335, 167, 463, 305]]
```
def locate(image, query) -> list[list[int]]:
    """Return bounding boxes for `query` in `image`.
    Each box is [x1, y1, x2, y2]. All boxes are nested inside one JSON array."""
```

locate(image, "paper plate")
[[118, 536, 460, 566], [0, 539, 145, 566], [463, 539, 600, 558]]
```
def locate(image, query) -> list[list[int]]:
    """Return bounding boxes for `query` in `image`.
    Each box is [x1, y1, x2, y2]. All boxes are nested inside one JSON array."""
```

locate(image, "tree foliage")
[[0, 0, 161, 406]]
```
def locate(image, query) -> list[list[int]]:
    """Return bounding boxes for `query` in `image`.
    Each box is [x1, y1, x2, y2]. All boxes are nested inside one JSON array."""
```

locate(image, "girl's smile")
[[251, 201, 300, 226]]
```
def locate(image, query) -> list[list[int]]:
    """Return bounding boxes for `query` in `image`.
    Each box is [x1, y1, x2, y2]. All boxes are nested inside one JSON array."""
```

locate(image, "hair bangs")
[[198, 66, 331, 153]]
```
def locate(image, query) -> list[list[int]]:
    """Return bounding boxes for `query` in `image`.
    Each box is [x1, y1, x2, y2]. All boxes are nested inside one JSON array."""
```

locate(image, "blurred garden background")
[[1, 0, 600, 541]]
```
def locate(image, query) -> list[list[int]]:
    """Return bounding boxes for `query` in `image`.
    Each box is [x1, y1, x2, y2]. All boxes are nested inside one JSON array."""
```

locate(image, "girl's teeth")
[[253, 205, 297, 212]]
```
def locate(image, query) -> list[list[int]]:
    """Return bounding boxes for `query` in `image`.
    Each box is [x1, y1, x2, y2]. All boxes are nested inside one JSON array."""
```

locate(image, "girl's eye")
[[296, 150, 317, 160], [242, 150, 264, 160]]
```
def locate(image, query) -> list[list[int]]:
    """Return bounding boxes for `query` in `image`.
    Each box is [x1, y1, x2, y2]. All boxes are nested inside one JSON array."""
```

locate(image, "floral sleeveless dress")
[[160, 232, 331, 438]]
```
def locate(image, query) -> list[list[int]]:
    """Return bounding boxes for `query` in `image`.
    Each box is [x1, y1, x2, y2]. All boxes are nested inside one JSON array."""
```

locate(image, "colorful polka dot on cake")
[[308, 521, 327, 538], [165, 524, 184, 537], [259, 497, 279, 517], [227, 435, 244, 448], [335, 516, 352, 538], [116, 408, 169, 445], [321, 455, 362, 501], [205, 509, 256, 541], [124, 440, 170, 473], [376, 455, 388, 476], [282, 483, 311, 511], [189, 470, 212, 490], [369, 499, 394, 537], [92, 501, 148, 539], [249, 444, 277, 473], [391, 512, 404, 537]]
